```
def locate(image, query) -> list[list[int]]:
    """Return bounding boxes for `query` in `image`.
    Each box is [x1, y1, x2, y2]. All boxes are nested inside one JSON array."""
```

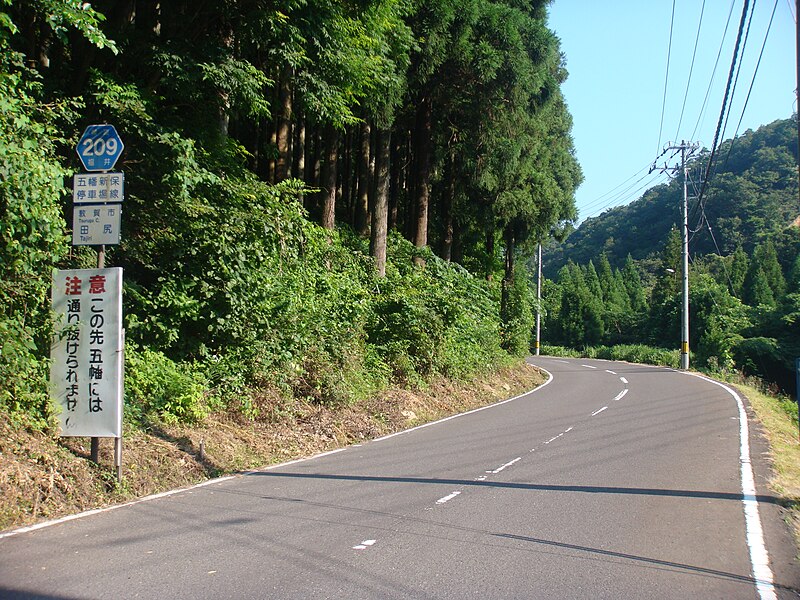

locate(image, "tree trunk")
[[321, 124, 339, 229], [370, 129, 391, 277], [501, 226, 515, 326], [342, 127, 353, 226], [389, 134, 402, 230], [412, 95, 432, 266], [440, 148, 456, 261], [485, 227, 495, 281], [293, 117, 306, 180], [356, 119, 371, 236], [275, 66, 292, 182]]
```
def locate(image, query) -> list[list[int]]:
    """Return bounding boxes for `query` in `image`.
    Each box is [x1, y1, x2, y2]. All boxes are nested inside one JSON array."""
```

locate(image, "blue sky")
[[547, 1, 797, 223]]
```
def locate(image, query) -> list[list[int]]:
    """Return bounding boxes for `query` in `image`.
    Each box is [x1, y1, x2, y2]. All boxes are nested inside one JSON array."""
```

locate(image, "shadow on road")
[[248, 470, 781, 504]]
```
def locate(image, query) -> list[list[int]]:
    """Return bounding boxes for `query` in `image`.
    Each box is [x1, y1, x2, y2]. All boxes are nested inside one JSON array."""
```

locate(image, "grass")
[[731, 380, 800, 547]]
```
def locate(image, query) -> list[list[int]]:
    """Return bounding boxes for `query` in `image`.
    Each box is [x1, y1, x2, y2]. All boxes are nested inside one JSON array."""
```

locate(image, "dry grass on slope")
[[0, 363, 546, 532]]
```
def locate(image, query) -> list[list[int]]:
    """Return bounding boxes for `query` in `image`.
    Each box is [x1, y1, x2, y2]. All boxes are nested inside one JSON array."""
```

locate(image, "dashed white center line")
[[353, 539, 377, 550], [612, 389, 628, 402], [620, 377, 628, 384], [487, 457, 521, 474], [544, 426, 574, 446], [582, 364, 597, 369], [591, 406, 608, 417], [606, 370, 617, 375], [436, 491, 461, 504]]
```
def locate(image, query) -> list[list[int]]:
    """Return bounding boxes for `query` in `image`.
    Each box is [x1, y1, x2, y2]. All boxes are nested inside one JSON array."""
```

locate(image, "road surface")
[[1, 357, 798, 599]]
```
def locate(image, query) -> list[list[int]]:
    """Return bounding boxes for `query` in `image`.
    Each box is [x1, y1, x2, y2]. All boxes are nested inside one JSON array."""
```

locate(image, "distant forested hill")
[[544, 117, 799, 277]]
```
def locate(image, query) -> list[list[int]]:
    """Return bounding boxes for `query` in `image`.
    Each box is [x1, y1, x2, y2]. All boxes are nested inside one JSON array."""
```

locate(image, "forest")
[[0, 0, 581, 427], [541, 118, 800, 393]]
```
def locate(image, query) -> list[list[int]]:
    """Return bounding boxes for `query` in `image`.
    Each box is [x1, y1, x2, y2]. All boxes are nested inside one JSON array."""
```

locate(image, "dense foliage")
[[541, 118, 800, 393], [544, 118, 799, 274], [1, 1, 580, 427]]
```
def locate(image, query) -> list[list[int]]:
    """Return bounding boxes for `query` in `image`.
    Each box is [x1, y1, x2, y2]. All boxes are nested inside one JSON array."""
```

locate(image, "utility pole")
[[679, 145, 691, 371], [535, 243, 542, 356], [652, 141, 699, 370]]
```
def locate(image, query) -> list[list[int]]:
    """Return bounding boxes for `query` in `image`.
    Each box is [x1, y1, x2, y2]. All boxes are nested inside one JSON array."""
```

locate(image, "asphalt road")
[[1, 357, 798, 599]]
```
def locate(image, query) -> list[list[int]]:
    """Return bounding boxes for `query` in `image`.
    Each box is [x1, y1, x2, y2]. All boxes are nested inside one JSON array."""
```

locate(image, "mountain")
[[543, 117, 799, 277]]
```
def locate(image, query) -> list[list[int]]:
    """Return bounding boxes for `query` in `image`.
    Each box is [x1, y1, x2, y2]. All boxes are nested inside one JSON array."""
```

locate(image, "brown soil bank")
[[0, 362, 545, 532]]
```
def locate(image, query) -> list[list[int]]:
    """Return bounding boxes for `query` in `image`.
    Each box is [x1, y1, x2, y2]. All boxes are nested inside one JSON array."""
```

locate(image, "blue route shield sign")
[[76, 124, 124, 172]]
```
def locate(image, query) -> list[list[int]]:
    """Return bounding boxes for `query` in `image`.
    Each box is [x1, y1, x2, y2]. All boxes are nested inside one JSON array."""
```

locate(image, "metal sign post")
[[52, 124, 126, 481]]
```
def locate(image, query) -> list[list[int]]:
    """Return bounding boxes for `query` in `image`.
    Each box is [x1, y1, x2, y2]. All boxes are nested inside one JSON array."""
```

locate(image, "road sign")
[[76, 124, 124, 172], [73, 172, 124, 203], [50, 267, 123, 437], [72, 204, 122, 246]]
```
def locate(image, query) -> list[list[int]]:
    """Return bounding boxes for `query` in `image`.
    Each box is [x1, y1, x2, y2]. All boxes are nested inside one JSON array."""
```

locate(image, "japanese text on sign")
[[73, 172, 124, 203], [51, 268, 123, 437], [72, 204, 121, 246]]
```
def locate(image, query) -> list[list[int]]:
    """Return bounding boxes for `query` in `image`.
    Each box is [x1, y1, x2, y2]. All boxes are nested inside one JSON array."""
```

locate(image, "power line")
[[689, 1, 739, 142], [693, 0, 752, 230], [657, 0, 677, 155], [721, 0, 781, 170], [581, 172, 669, 220], [715, 0, 758, 180], [674, 0, 707, 142]]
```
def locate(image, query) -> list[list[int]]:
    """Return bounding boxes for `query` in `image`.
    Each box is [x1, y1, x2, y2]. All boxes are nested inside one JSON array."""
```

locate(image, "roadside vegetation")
[[541, 118, 800, 395], [0, 2, 575, 529]]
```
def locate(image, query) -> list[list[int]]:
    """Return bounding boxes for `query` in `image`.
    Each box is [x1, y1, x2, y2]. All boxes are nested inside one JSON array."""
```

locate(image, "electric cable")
[[713, 0, 758, 182], [581, 172, 670, 220], [703, 211, 740, 297], [692, 0, 752, 234], [674, 0, 707, 143], [721, 0, 780, 170], [657, 0, 677, 155], [689, 1, 739, 142]]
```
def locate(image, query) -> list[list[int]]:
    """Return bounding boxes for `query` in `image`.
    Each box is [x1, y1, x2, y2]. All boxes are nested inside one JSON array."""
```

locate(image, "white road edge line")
[[372, 365, 554, 443], [436, 491, 461, 504], [683, 372, 776, 600], [0, 475, 238, 540], [591, 406, 608, 417], [612, 389, 628, 402]]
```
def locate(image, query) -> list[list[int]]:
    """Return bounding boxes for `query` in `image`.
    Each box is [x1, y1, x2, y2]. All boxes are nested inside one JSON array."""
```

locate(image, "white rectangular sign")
[[73, 172, 124, 203], [50, 268, 123, 437], [72, 204, 122, 246]]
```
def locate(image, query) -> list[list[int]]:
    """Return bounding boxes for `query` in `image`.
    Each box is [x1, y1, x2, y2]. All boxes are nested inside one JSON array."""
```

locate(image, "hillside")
[[544, 117, 799, 277]]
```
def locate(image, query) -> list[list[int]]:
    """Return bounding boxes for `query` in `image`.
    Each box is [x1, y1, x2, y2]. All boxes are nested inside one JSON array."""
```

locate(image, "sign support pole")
[[89, 244, 106, 465], [67, 124, 125, 475]]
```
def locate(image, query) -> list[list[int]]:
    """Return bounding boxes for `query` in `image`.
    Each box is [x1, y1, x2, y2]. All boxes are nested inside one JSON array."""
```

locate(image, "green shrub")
[[125, 345, 210, 424], [540, 344, 680, 368]]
